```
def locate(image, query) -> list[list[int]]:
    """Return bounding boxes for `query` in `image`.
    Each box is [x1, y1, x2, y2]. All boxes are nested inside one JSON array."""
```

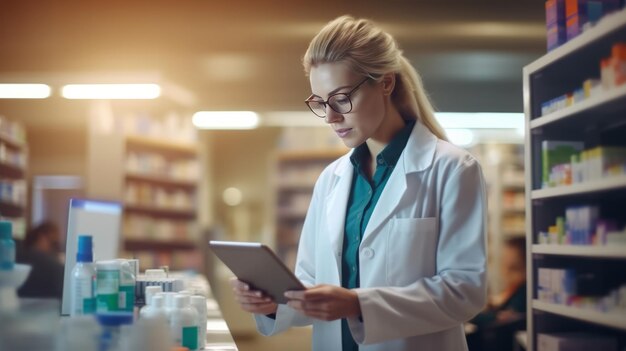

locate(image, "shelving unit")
[[86, 101, 202, 272], [523, 10, 626, 350], [273, 147, 347, 269], [469, 143, 526, 294], [0, 116, 28, 239]]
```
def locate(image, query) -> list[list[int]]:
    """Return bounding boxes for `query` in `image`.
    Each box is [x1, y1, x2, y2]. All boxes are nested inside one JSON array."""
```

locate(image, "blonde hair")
[[303, 15, 448, 141]]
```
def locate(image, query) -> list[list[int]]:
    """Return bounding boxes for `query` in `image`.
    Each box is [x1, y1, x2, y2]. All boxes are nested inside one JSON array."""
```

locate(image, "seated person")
[[468, 236, 527, 351], [16, 221, 64, 299]]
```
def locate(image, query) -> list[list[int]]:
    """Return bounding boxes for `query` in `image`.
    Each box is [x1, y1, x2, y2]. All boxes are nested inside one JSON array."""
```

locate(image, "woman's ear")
[[381, 72, 396, 96]]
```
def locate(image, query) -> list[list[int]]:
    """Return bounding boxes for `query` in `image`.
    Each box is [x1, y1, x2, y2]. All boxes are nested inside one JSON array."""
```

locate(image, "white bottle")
[[169, 295, 199, 350], [70, 235, 96, 316], [144, 285, 163, 308], [140, 295, 168, 320], [160, 292, 177, 323], [190, 295, 207, 350]]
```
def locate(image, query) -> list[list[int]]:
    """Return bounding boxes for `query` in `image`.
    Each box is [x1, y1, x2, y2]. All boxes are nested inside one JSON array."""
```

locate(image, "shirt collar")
[[350, 120, 415, 169]]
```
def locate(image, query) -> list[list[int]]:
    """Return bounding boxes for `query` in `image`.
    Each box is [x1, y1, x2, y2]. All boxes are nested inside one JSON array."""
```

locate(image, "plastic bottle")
[[0, 221, 15, 270], [95, 312, 134, 351], [116, 259, 136, 312], [144, 285, 163, 307], [160, 292, 177, 323], [190, 295, 207, 349], [169, 295, 199, 350], [96, 260, 121, 313], [140, 294, 168, 320], [70, 235, 96, 316]]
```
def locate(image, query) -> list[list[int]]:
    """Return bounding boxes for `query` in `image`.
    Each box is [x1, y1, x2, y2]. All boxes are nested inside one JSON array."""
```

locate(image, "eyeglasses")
[[304, 77, 370, 118]]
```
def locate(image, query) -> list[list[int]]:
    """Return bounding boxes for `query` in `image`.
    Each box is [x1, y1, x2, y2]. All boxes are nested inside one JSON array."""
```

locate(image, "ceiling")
[[0, 0, 547, 129]]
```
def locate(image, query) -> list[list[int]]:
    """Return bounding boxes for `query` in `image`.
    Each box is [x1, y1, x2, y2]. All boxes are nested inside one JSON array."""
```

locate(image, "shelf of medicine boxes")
[[123, 204, 196, 220], [523, 9, 626, 350], [124, 238, 197, 251], [274, 148, 348, 265], [125, 172, 197, 189], [125, 135, 198, 157]]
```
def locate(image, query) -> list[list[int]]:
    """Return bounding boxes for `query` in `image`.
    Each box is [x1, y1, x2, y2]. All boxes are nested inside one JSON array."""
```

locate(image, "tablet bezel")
[[208, 240, 305, 304]]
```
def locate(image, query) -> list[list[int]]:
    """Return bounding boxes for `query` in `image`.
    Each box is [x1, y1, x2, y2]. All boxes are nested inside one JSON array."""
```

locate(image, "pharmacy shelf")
[[277, 148, 348, 162], [125, 172, 197, 188], [124, 204, 196, 219], [503, 230, 526, 237], [0, 201, 24, 217], [277, 211, 307, 221], [503, 181, 526, 190], [530, 84, 626, 129], [125, 135, 197, 156], [277, 183, 316, 191], [0, 162, 25, 179], [532, 244, 626, 259], [533, 300, 626, 331], [503, 207, 526, 214], [124, 238, 197, 251], [525, 10, 626, 75], [531, 176, 626, 199], [0, 133, 25, 150]]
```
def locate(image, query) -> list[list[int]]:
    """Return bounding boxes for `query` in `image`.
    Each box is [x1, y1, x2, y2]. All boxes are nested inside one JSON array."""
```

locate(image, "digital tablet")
[[208, 241, 305, 304]]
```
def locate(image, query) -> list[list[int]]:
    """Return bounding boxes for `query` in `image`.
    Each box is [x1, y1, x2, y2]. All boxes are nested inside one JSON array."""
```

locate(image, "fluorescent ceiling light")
[[192, 111, 259, 130], [0, 84, 51, 99], [435, 112, 524, 129], [61, 84, 161, 99], [445, 128, 475, 147]]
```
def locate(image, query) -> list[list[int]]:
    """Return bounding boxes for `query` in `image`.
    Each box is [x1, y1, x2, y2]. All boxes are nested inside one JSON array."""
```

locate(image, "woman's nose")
[[324, 107, 343, 124]]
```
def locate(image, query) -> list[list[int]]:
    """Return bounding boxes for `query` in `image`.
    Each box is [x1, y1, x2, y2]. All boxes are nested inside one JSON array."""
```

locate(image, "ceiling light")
[[192, 111, 259, 130], [0, 84, 51, 99], [435, 112, 524, 129], [61, 84, 161, 99]]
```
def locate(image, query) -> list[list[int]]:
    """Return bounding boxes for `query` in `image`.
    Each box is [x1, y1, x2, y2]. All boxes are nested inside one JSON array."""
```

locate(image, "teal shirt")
[[341, 120, 415, 351]]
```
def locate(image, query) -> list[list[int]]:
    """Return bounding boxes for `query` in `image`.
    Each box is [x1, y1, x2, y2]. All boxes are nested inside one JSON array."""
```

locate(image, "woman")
[[231, 15, 487, 351]]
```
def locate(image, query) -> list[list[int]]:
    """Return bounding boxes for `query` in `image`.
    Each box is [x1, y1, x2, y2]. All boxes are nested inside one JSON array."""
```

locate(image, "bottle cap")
[[0, 221, 12, 240], [145, 285, 163, 305], [174, 295, 190, 308], [76, 235, 93, 262], [152, 295, 165, 308]]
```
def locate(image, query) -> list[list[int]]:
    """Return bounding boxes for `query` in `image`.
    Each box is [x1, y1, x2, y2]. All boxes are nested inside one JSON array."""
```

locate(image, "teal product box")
[[541, 141, 584, 188]]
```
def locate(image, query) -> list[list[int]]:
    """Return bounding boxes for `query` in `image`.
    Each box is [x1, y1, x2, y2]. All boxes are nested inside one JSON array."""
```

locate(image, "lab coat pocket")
[[386, 217, 438, 286]]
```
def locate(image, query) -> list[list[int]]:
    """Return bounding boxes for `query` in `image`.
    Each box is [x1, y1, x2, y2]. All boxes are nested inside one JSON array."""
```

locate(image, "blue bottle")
[[0, 221, 15, 270]]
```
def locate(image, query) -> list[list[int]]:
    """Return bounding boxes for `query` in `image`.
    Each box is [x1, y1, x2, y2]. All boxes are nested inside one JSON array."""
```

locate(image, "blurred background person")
[[16, 221, 65, 299], [467, 236, 527, 351]]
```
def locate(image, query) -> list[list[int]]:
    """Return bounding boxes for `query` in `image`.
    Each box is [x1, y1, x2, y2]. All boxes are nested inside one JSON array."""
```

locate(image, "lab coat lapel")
[[325, 156, 353, 274], [361, 158, 408, 244], [361, 121, 438, 244]]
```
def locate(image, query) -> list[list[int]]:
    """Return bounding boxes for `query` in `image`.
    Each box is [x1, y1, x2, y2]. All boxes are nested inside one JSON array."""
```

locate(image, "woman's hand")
[[285, 284, 361, 321], [229, 278, 278, 315]]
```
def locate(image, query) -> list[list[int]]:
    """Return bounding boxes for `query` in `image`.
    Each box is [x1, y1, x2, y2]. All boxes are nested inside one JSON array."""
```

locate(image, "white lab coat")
[[255, 121, 487, 351]]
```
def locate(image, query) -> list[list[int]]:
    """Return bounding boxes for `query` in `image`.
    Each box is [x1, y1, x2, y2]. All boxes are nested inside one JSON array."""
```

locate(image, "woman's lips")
[[335, 128, 352, 138]]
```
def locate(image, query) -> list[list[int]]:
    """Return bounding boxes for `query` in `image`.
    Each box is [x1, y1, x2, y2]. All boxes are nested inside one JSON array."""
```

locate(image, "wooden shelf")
[[125, 172, 197, 188], [503, 207, 525, 214], [0, 162, 25, 179], [126, 135, 197, 155], [0, 201, 25, 217], [531, 176, 626, 199], [277, 148, 348, 162], [124, 238, 197, 251], [277, 182, 316, 191], [124, 204, 196, 219], [0, 133, 26, 150], [532, 244, 626, 259], [533, 300, 626, 331], [277, 211, 307, 221]]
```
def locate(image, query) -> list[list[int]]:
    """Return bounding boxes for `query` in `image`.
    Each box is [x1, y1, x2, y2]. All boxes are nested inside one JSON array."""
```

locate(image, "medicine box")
[[547, 0, 568, 50], [542, 141, 584, 188]]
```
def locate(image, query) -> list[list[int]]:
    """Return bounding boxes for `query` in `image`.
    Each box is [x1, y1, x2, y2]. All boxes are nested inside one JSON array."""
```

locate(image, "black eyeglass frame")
[[304, 77, 370, 118]]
